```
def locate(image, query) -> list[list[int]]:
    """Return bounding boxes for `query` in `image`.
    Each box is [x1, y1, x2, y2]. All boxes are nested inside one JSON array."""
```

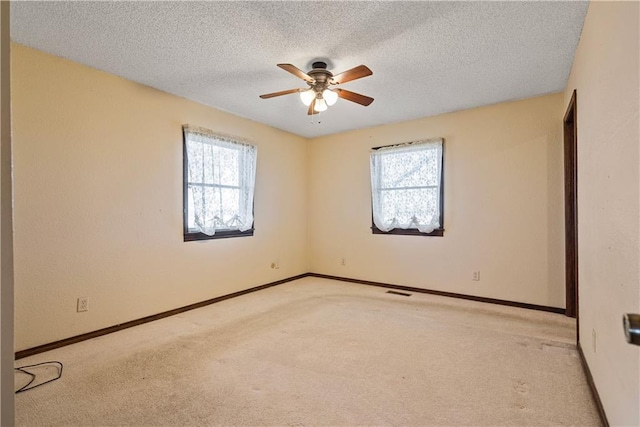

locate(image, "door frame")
[[563, 90, 578, 338]]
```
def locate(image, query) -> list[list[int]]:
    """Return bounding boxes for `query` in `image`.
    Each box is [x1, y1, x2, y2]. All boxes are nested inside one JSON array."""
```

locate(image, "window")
[[183, 125, 257, 241], [370, 138, 444, 236]]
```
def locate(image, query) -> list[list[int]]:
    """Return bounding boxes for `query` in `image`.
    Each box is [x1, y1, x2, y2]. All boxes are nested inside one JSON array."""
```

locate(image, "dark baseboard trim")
[[577, 343, 609, 427], [15, 273, 310, 360], [16, 272, 566, 360], [308, 273, 566, 314]]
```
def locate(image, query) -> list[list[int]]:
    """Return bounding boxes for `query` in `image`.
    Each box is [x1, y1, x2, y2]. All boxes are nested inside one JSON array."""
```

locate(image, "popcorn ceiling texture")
[[10, 1, 588, 138]]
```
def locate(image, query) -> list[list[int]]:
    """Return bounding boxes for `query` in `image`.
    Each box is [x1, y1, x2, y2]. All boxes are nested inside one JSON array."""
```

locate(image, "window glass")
[[183, 126, 257, 241], [370, 139, 443, 236]]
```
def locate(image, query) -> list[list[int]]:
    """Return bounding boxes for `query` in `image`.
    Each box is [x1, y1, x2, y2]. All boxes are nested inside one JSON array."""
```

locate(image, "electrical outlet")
[[592, 329, 597, 353], [472, 271, 480, 281], [341, 257, 346, 266], [77, 297, 89, 312]]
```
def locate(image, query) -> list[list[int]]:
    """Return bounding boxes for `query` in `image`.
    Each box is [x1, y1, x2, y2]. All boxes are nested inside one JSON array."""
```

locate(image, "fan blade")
[[307, 98, 319, 115], [278, 64, 314, 82], [259, 88, 301, 99], [331, 65, 372, 84], [335, 89, 374, 106]]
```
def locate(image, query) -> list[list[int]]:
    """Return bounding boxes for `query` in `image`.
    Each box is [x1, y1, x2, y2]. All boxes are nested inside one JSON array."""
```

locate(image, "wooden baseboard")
[[308, 273, 566, 314], [16, 272, 567, 360], [577, 343, 609, 427], [15, 273, 310, 360]]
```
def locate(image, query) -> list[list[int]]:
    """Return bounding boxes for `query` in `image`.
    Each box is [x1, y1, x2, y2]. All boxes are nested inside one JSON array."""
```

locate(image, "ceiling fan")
[[259, 61, 374, 115]]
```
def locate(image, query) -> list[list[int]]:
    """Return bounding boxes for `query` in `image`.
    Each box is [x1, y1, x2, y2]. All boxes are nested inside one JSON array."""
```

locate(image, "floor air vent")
[[386, 290, 412, 297]]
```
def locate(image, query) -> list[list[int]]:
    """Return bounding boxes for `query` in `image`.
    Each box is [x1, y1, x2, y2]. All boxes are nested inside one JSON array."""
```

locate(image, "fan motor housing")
[[308, 61, 333, 89]]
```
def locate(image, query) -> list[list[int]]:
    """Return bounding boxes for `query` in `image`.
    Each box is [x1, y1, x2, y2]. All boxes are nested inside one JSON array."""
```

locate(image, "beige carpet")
[[15, 277, 601, 426]]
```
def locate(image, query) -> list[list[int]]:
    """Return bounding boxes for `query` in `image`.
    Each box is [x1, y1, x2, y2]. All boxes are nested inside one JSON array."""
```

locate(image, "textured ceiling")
[[11, 1, 588, 138]]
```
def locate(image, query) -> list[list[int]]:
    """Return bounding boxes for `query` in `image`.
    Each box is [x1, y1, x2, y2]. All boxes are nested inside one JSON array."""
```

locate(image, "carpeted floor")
[[15, 277, 601, 426]]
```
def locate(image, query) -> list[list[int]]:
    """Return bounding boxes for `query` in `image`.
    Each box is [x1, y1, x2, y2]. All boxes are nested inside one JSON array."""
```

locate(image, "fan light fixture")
[[300, 89, 315, 106], [260, 61, 374, 116], [314, 97, 328, 112], [300, 89, 338, 111], [323, 89, 338, 106]]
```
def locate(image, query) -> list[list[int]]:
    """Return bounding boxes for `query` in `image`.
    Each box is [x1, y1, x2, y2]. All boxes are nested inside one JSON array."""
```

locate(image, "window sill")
[[184, 228, 254, 242], [371, 226, 444, 237]]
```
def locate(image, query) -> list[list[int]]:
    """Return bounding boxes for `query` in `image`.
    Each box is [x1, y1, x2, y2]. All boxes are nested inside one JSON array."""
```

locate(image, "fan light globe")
[[323, 89, 338, 106], [299, 89, 315, 106], [314, 98, 328, 112]]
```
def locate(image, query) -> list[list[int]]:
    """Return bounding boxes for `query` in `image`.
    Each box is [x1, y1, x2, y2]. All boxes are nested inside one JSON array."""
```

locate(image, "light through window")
[[183, 125, 257, 241], [370, 138, 444, 236]]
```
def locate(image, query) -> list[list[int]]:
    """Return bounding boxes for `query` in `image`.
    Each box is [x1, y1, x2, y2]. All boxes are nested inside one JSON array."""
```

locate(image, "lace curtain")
[[184, 125, 257, 235], [370, 138, 443, 233]]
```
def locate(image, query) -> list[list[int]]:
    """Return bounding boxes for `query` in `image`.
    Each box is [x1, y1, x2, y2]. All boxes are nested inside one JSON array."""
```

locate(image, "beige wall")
[[11, 44, 309, 350], [564, 2, 640, 425], [308, 93, 565, 308]]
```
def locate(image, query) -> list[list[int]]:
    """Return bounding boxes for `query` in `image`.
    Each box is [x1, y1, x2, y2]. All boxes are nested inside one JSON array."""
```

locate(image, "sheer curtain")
[[370, 138, 443, 233], [184, 125, 257, 236]]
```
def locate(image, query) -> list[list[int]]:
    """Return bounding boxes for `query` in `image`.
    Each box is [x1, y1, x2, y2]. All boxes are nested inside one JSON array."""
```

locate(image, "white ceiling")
[[11, 1, 588, 138]]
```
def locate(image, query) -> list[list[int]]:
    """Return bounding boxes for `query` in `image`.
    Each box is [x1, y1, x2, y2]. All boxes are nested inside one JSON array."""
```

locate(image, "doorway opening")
[[563, 90, 578, 340]]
